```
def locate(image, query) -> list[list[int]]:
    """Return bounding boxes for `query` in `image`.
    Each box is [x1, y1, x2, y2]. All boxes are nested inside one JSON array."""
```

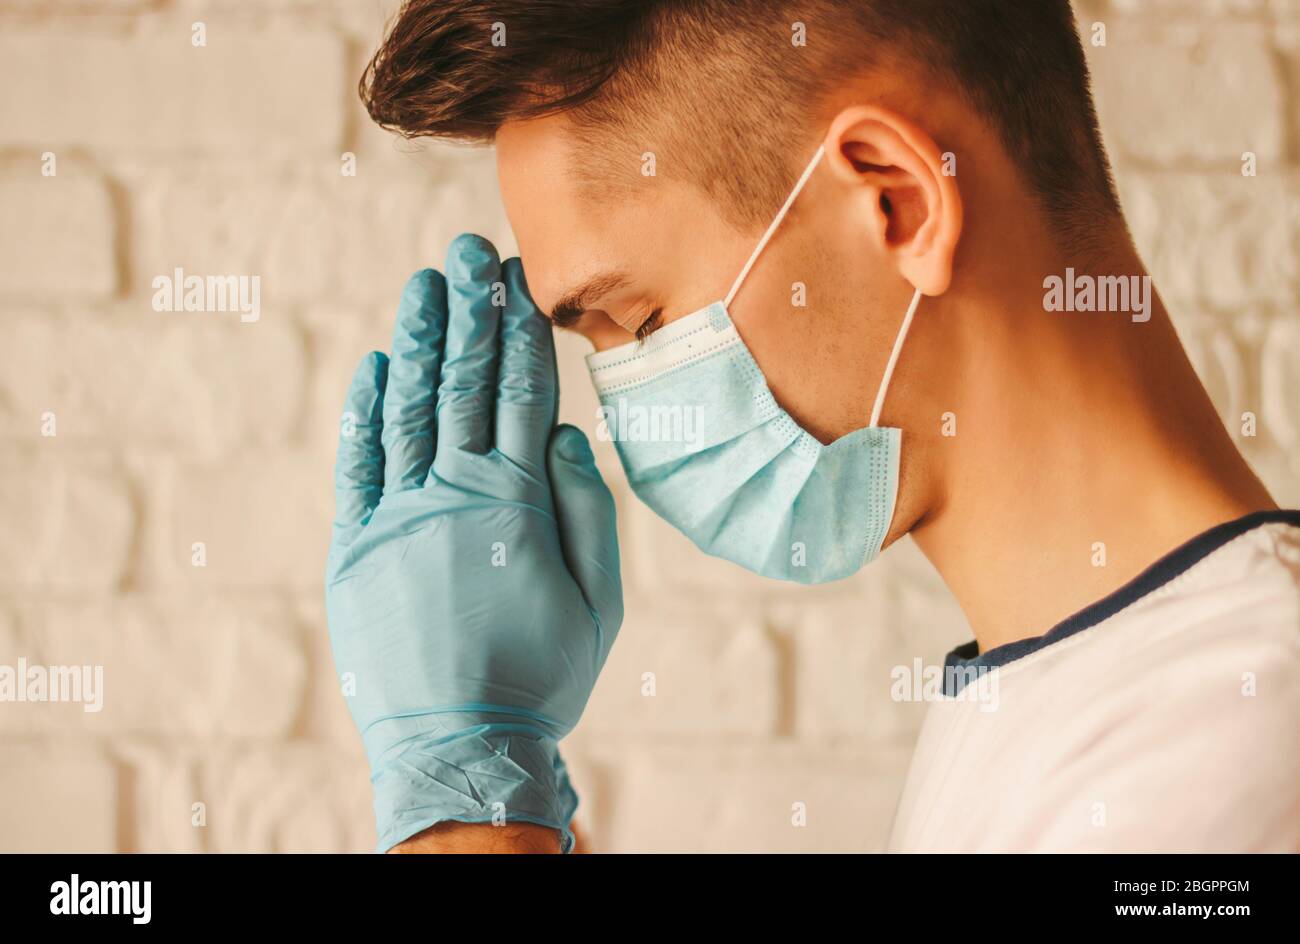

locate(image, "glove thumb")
[[547, 424, 623, 641]]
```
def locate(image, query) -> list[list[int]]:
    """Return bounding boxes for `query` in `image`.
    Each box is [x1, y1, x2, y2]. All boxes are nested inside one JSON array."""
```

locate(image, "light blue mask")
[[586, 144, 922, 584]]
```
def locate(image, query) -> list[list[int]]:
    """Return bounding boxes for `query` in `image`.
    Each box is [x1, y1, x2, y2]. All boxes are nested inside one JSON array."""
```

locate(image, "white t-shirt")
[[887, 511, 1300, 853]]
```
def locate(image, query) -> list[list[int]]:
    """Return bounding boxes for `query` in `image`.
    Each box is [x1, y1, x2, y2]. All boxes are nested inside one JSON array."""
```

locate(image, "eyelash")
[[635, 308, 664, 342]]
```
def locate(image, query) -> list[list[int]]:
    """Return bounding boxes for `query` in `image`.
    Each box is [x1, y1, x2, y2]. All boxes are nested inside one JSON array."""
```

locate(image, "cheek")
[[746, 313, 870, 444], [733, 263, 894, 444]]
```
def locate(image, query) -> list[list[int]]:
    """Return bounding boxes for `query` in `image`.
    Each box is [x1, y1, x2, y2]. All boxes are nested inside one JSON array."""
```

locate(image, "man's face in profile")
[[495, 112, 747, 349], [494, 111, 902, 446]]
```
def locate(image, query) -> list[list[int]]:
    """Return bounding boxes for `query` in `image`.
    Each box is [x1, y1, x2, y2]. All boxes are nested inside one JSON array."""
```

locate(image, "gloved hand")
[[326, 234, 622, 852]]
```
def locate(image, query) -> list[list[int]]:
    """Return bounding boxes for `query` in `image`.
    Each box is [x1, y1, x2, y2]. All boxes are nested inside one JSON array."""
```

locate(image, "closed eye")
[[635, 308, 664, 342]]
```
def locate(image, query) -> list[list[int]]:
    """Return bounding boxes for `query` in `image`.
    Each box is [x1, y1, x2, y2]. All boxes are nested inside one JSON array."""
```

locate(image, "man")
[[326, 0, 1300, 852]]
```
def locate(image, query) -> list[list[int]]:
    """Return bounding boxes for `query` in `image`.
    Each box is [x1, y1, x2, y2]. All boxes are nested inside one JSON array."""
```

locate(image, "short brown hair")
[[361, 0, 1120, 238]]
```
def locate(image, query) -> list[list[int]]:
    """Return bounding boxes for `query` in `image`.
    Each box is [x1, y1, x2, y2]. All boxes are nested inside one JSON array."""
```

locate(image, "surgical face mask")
[[586, 144, 921, 584]]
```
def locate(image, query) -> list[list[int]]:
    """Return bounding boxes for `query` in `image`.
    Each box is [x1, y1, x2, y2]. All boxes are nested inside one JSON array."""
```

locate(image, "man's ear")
[[822, 105, 963, 296]]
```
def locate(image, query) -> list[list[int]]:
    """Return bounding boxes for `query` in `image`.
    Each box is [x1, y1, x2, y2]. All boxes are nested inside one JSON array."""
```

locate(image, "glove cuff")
[[372, 727, 575, 853]]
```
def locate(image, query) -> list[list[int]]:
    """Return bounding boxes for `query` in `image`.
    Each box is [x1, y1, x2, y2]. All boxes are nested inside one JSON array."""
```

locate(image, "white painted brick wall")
[[0, 29, 346, 155], [0, 0, 1296, 852], [0, 158, 115, 297]]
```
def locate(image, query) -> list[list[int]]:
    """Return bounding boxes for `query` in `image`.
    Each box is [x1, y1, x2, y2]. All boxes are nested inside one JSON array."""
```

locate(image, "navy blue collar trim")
[[942, 509, 1300, 696]]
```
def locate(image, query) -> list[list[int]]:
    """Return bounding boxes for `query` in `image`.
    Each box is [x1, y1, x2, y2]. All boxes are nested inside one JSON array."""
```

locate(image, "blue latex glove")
[[326, 234, 622, 852]]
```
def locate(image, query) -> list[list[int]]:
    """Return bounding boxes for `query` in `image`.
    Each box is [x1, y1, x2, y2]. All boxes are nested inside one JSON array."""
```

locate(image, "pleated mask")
[[586, 144, 921, 583]]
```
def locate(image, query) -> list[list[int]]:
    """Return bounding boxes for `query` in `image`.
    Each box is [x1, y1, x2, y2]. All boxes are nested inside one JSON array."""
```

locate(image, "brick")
[[0, 745, 118, 852], [544, 741, 602, 844], [1088, 24, 1283, 165], [0, 1, 151, 8], [620, 494, 780, 595], [1120, 172, 1298, 308], [1261, 316, 1300, 451], [143, 452, 332, 591], [291, 597, 371, 747], [117, 737, 374, 852], [0, 453, 132, 591], [0, 157, 114, 299], [0, 608, 25, 729], [890, 544, 978, 659], [114, 743, 205, 853], [602, 742, 914, 852], [1275, 22, 1300, 162], [1247, 448, 1300, 508], [196, 744, 373, 852], [1106, 0, 1276, 16], [6, 596, 305, 738], [1175, 311, 1251, 433], [0, 312, 304, 458], [0, 27, 344, 156], [780, 542, 970, 740], [581, 595, 779, 736], [0, 606, 17, 655], [301, 301, 402, 455], [133, 160, 513, 307], [113, 741, 372, 853]]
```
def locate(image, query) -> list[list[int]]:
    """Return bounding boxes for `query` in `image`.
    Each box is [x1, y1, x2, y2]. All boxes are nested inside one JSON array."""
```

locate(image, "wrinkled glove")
[[326, 234, 622, 852]]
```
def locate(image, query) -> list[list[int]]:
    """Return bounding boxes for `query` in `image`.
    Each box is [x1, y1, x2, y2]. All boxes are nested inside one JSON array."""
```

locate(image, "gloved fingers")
[[334, 351, 389, 539], [433, 234, 502, 474], [547, 425, 624, 644], [381, 268, 448, 494], [495, 257, 558, 472]]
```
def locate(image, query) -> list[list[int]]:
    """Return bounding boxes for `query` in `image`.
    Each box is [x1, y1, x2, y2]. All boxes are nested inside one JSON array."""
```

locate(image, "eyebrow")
[[549, 271, 633, 328]]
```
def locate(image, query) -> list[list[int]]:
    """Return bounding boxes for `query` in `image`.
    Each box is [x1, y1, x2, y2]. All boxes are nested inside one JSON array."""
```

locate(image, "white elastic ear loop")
[[868, 287, 923, 428], [724, 144, 827, 310]]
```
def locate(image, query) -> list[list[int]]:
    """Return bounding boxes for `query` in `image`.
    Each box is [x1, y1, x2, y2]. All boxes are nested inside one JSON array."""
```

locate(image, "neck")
[[901, 240, 1276, 653]]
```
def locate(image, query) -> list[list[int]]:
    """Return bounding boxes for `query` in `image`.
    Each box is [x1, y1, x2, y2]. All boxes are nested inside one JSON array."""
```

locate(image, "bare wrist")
[[388, 820, 562, 854]]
